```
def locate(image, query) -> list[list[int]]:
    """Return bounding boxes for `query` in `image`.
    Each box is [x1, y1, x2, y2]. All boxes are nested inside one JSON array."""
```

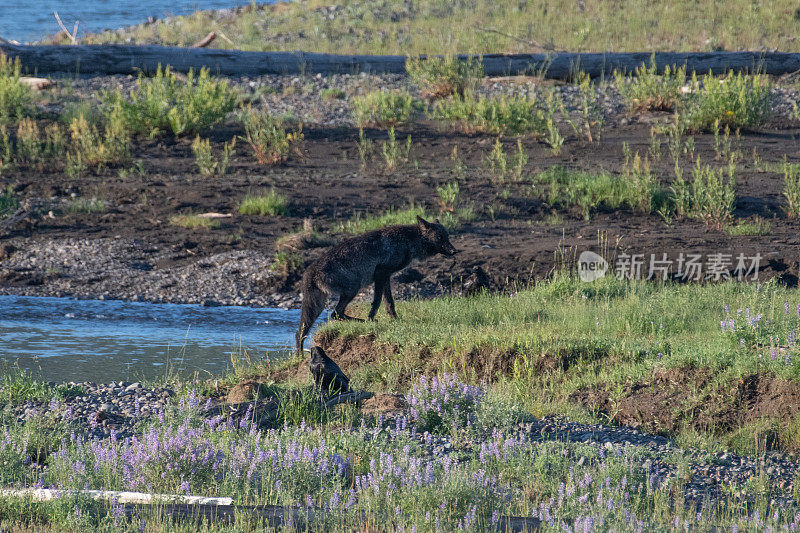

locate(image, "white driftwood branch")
[[0, 488, 233, 506]]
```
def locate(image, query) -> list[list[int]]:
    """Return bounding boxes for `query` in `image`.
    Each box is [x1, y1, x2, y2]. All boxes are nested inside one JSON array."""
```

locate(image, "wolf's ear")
[[416, 215, 430, 227]]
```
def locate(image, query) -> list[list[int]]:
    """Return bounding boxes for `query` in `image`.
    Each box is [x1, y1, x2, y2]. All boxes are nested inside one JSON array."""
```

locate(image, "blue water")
[[0, 1, 256, 43], [0, 295, 315, 382]]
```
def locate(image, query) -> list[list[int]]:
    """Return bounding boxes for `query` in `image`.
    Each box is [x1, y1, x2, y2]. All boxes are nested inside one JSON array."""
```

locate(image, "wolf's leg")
[[296, 286, 325, 354], [383, 279, 397, 319], [331, 291, 361, 321], [368, 270, 391, 320]]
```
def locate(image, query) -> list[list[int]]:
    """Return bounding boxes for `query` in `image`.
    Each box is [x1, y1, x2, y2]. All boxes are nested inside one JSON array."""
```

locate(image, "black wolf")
[[309, 346, 349, 395], [296, 216, 457, 353]]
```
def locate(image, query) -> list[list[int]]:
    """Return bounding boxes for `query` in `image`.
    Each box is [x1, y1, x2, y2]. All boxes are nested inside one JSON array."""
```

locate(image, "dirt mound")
[[227, 380, 272, 403], [361, 394, 408, 417], [572, 365, 800, 444]]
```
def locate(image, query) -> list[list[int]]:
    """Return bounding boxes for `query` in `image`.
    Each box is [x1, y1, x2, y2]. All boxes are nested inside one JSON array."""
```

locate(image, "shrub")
[[0, 185, 18, 218], [406, 55, 483, 99], [239, 107, 303, 165], [380, 127, 412, 171], [436, 181, 460, 212], [784, 161, 800, 218], [238, 190, 289, 216], [67, 113, 130, 171], [683, 71, 772, 132], [686, 160, 737, 228], [430, 95, 546, 136], [614, 57, 687, 112], [351, 90, 422, 128], [191, 136, 235, 177], [169, 214, 221, 229], [0, 56, 33, 124], [320, 88, 345, 100], [101, 65, 237, 137]]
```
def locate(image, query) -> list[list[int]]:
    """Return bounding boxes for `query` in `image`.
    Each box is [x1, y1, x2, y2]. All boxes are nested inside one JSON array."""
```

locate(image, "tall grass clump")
[[238, 106, 303, 165], [0, 56, 33, 124], [66, 111, 131, 173], [101, 65, 236, 137], [430, 95, 546, 136], [406, 55, 483, 99], [238, 190, 289, 216], [169, 213, 221, 230], [11, 119, 65, 168], [683, 70, 772, 132], [614, 57, 687, 112], [784, 161, 800, 218], [675, 160, 737, 228], [336, 205, 463, 234], [536, 166, 658, 220], [351, 90, 422, 128], [191, 135, 235, 177]]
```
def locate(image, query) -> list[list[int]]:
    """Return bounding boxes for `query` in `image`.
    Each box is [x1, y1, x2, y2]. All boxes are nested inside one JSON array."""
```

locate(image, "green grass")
[[81, 0, 800, 55], [0, 56, 33, 124], [238, 190, 289, 216], [66, 197, 106, 214], [321, 275, 800, 450], [351, 90, 422, 128], [0, 367, 82, 403], [725, 216, 772, 236], [0, 185, 18, 218], [169, 213, 221, 230], [535, 166, 662, 220], [335, 205, 472, 234], [430, 95, 547, 137]]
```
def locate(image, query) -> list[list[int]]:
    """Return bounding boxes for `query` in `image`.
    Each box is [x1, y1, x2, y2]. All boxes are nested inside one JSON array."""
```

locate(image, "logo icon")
[[578, 251, 608, 282]]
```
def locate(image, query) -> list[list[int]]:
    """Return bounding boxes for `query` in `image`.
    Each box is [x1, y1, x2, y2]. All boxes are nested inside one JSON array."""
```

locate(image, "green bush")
[[351, 90, 422, 128], [683, 71, 772, 131], [0, 185, 18, 218], [406, 55, 483, 98], [101, 65, 237, 137], [238, 106, 303, 165], [784, 161, 800, 218], [430, 95, 547, 136], [672, 160, 737, 228], [0, 56, 33, 124], [615, 57, 687, 112]]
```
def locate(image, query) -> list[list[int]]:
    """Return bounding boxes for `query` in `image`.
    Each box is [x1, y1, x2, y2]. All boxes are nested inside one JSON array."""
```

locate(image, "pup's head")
[[310, 346, 327, 363], [417, 216, 458, 256]]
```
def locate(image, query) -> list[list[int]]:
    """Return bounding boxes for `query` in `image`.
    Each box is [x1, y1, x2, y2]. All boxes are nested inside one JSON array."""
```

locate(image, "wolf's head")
[[310, 346, 327, 364], [417, 216, 458, 256]]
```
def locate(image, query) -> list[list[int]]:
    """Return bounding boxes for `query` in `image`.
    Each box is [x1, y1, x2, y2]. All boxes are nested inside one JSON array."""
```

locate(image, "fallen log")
[[0, 44, 795, 78], [0, 487, 541, 531]]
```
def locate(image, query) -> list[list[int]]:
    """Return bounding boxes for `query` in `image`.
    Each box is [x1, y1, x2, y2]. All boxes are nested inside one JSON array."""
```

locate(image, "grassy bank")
[[81, 0, 800, 54], [319, 275, 800, 453]]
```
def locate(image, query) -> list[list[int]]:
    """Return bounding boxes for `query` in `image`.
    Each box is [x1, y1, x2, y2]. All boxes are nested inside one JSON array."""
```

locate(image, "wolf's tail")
[[296, 271, 327, 355]]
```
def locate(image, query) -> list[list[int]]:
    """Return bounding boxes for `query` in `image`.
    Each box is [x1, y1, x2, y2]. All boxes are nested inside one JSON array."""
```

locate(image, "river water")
[[0, 295, 314, 383], [0, 1, 255, 43]]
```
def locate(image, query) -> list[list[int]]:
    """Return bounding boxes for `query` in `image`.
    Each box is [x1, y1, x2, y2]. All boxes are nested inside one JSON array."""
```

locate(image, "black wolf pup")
[[296, 216, 457, 353], [309, 346, 349, 395]]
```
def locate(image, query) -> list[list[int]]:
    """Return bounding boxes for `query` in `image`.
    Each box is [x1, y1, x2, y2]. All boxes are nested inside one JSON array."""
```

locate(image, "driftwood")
[[0, 44, 796, 78], [192, 32, 217, 48]]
